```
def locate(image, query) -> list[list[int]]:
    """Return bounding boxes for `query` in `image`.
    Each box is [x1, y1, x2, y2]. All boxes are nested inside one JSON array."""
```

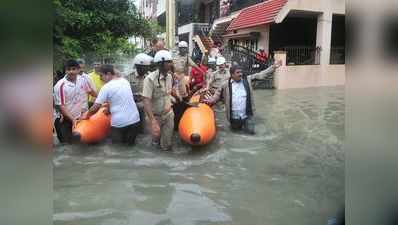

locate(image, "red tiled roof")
[[227, 0, 287, 31]]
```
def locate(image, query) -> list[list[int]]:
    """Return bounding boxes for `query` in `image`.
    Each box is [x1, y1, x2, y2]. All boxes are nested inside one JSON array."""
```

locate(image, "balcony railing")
[[193, 23, 211, 36], [282, 46, 321, 66], [225, 44, 272, 72]]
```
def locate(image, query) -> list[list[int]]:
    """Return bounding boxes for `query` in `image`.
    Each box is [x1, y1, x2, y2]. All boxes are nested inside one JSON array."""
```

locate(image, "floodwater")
[[53, 86, 345, 225]]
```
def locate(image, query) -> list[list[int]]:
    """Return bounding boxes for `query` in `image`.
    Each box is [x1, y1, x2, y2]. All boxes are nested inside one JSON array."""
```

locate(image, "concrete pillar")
[[316, 11, 333, 65], [274, 50, 287, 66], [273, 50, 287, 89], [166, 0, 176, 49]]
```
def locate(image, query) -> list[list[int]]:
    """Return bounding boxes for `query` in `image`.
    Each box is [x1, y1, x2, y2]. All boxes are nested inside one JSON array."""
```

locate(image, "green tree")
[[54, 0, 153, 70]]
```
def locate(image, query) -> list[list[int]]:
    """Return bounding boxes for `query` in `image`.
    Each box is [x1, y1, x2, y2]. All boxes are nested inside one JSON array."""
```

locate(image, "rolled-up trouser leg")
[[159, 111, 174, 150]]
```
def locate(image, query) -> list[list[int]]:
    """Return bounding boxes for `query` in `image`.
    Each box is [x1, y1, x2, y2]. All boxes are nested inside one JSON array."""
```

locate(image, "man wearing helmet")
[[174, 41, 203, 88], [142, 50, 183, 151], [205, 56, 230, 91], [172, 40, 202, 130], [131, 53, 154, 133]]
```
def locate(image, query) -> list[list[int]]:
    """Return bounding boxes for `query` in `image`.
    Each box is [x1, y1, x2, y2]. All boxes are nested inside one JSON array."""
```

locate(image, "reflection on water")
[[54, 87, 344, 225]]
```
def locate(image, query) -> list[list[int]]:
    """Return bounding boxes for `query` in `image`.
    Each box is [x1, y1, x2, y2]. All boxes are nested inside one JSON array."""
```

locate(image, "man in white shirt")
[[83, 64, 140, 145], [77, 59, 97, 112], [54, 59, 93, 143], [205, 61, 281, 134]]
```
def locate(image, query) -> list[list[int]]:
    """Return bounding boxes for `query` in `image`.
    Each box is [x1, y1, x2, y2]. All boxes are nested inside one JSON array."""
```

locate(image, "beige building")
[[215, 0, 346, 89]]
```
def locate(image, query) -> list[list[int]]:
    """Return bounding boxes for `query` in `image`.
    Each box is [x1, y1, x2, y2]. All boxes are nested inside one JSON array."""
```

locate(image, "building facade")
[[176, 0, 346, 89], [136, 0, 345, 89]]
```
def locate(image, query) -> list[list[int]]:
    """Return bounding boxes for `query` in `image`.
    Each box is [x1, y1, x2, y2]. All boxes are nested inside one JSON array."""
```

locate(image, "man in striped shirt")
[[53, 59, 95, 143]]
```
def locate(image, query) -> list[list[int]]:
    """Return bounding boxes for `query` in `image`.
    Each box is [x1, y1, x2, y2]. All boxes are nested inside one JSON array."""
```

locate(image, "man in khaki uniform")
[[206, 56, 230, 91], [131, 53, 154, 133], [173, 41, 206, 93], [172, 41, 202, 129], [143, 50, 179, 150], [173, 41, 199, 78]]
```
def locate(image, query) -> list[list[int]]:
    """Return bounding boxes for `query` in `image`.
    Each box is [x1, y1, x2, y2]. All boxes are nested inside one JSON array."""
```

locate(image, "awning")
[[226, 0, 288, 31]]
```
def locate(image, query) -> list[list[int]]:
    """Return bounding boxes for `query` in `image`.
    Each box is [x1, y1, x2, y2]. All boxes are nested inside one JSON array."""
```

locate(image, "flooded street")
[[53, 86, 344, 225]]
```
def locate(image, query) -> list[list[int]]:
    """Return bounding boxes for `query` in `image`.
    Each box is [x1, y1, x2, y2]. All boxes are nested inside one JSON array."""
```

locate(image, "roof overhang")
[[226, 0, 288, 31]]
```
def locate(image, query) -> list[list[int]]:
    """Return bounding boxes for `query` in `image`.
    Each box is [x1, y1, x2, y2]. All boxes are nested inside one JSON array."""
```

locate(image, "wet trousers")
[[54, 117, 73, 143], [153, 111, 175, 150], [230, 116, 255, 135], [110, 122, 140, 146]]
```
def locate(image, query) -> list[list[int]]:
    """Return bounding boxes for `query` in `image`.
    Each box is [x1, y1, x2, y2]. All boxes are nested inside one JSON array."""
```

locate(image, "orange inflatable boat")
[[72, 107, 111, 144], [178, 94, 216, 146]]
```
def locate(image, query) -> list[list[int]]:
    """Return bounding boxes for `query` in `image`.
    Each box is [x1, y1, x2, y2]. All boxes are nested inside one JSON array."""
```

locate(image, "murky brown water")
[[54, 86, 344, 225]]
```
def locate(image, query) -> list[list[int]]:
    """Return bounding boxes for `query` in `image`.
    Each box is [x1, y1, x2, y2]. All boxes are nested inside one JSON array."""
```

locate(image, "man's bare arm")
[[59, 105, 75, 122], [249, 60, 282, 80], [87, 103, 101, 117], [143, 97, 155, 121]]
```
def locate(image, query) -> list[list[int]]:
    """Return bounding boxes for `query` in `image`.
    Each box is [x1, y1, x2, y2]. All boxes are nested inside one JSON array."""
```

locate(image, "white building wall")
[[274, 64, 345, 89], [272, 44, 345, 89], [157, 0, 166, 16]]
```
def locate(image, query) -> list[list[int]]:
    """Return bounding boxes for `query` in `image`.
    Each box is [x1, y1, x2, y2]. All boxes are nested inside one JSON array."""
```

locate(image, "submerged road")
[[54, 86, 345, 225]]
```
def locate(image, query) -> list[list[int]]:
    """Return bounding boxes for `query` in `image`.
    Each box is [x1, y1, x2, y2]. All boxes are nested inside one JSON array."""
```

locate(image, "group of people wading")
[[53, 38, 281, 150]]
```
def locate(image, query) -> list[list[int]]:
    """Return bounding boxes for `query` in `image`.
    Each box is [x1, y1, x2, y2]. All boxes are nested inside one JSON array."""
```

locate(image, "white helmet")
[[216, 56, 226, 65], [208, 57, 216, 64], [154, 50, 173, 63], [133, 53, 153, 66], [178, 41, 188, 48]]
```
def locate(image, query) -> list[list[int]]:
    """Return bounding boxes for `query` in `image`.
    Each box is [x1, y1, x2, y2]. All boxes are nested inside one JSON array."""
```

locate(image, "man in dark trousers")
[[205, 61, 281, 134]]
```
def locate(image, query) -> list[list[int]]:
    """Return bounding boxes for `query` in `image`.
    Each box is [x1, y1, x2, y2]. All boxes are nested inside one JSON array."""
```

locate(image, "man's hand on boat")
[[80, 112, 89, 120]]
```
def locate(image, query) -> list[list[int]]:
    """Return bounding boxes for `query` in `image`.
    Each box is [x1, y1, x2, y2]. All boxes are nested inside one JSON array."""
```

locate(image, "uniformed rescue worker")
[[142, 50, 183, 151], [171, 41, 202, 129], [205, 56, 230, 91], [172, 41, 202, 95], [131, 53, 154, 133]]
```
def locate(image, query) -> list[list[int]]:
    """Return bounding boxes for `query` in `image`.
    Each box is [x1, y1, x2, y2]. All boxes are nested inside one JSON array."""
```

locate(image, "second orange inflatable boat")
[[178, 94, 216, 146], [72, 107, 111, 144]]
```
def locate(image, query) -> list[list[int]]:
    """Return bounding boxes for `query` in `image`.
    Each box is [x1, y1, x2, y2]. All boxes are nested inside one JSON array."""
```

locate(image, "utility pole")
[[165, 0, 175, 49]]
